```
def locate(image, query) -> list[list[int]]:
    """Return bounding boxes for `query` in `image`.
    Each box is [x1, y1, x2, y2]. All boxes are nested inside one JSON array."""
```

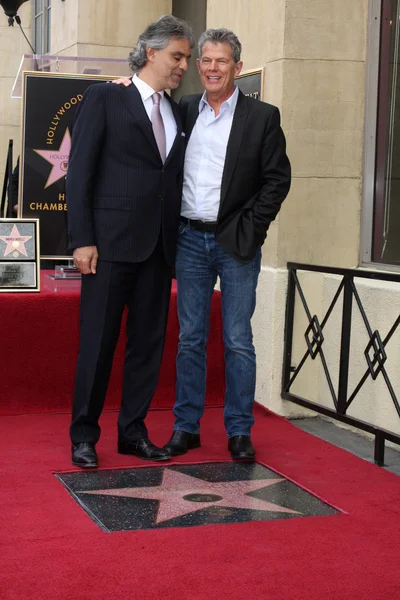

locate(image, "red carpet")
[[1, 405, 400, 599], [0, 274, 224, 415]]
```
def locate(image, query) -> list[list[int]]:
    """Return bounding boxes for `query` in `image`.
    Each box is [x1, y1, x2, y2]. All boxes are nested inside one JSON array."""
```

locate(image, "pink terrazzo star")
[[0, 224, 32, 257], [34, 128, 71, 188], [79, 469, 300, 524]]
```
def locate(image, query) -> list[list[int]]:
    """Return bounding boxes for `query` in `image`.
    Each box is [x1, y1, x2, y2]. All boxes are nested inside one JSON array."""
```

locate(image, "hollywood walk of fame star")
[[0, 224, 32, 257], [78, 468, 300, 524], [34, 128, 71, 189]]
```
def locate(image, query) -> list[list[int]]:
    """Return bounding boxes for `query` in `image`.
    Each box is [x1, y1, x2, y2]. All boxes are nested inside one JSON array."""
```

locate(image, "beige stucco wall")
[[207, 0, 368, 270], [279, 0, 368, 269], [0, 2, 31, 186], [52, 0, 171, 60]]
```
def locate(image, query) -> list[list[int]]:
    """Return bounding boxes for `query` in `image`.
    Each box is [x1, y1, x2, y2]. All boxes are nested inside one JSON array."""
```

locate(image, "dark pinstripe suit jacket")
[[66, 83, 185, 267]]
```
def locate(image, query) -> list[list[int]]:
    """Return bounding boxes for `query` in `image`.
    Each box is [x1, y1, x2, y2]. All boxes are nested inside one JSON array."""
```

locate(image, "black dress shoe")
[[118, 438, 171, 461], [72, 442, 98, 468], [228, 435, 256, 462], [163, 431, 201, 456]]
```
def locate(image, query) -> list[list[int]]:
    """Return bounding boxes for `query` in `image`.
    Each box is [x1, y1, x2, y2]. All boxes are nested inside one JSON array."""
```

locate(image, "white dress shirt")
[[132, 74, 177, 157], [181, 86, 239, 222]]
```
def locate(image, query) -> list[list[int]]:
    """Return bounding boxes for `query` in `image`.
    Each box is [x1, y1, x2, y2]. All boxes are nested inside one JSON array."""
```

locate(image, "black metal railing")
[[282, 263, 400, 466]]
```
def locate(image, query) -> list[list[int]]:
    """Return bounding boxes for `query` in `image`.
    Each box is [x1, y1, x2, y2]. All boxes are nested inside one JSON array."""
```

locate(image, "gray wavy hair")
[[128, 15, 195, 73], [198, 28, 242, 63]]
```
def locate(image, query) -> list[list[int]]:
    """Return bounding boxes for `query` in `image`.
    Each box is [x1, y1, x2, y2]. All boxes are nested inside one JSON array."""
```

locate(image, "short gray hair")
[[128, 15, 195, 73], [198, 28, 242, 64]]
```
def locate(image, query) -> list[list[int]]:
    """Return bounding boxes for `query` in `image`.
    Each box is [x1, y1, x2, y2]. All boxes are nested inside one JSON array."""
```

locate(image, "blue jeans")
[[174, 222, 261, 438]]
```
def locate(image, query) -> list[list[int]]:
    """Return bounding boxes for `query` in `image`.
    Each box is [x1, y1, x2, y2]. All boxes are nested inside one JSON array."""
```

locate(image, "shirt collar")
[[132, 74, 165, 102], [199, 85, 239, 115]]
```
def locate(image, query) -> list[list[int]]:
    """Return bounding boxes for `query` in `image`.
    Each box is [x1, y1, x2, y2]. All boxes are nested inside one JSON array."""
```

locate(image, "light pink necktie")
[[151, 92, 166, 163]]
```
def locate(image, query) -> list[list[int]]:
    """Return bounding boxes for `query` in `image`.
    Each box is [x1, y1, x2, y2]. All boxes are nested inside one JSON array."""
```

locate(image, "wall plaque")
[[0, 218, 40, 292]]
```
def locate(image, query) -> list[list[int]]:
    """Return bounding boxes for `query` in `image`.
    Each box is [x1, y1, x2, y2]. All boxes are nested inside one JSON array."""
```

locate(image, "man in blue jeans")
[[162, 28, 291, 461], [115, 27, 291, 461]]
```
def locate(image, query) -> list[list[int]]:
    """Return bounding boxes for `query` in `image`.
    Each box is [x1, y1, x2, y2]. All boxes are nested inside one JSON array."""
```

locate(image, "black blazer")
[[66, 82, 185, 267], [180, 90, 291, 263]]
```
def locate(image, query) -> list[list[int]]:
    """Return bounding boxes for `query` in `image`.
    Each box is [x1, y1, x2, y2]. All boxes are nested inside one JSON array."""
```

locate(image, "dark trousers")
[[70, 241, 172, 445]]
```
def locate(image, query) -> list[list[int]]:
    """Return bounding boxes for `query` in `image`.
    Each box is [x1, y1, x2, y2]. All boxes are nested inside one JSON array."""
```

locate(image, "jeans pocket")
[[178, 222, 188, 235]]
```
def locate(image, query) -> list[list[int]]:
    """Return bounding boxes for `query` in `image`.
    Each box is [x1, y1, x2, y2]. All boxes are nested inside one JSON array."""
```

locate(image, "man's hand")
[[73, 246, 98, 275], [112, 77, 132, 86]]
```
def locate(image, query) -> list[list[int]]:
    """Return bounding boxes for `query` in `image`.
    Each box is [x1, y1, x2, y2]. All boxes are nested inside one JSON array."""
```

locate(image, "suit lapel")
[[119, 84, 184, 166], [220, 91, 248, 205], [118, 83, 160, 159], [164, 93, 183, 168]]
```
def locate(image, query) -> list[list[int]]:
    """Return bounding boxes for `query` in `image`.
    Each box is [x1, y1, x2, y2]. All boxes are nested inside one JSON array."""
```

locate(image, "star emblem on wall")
[[34, 128, 71, 188], [78, 468, 300, 524], [0, 224, 32, 257]]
